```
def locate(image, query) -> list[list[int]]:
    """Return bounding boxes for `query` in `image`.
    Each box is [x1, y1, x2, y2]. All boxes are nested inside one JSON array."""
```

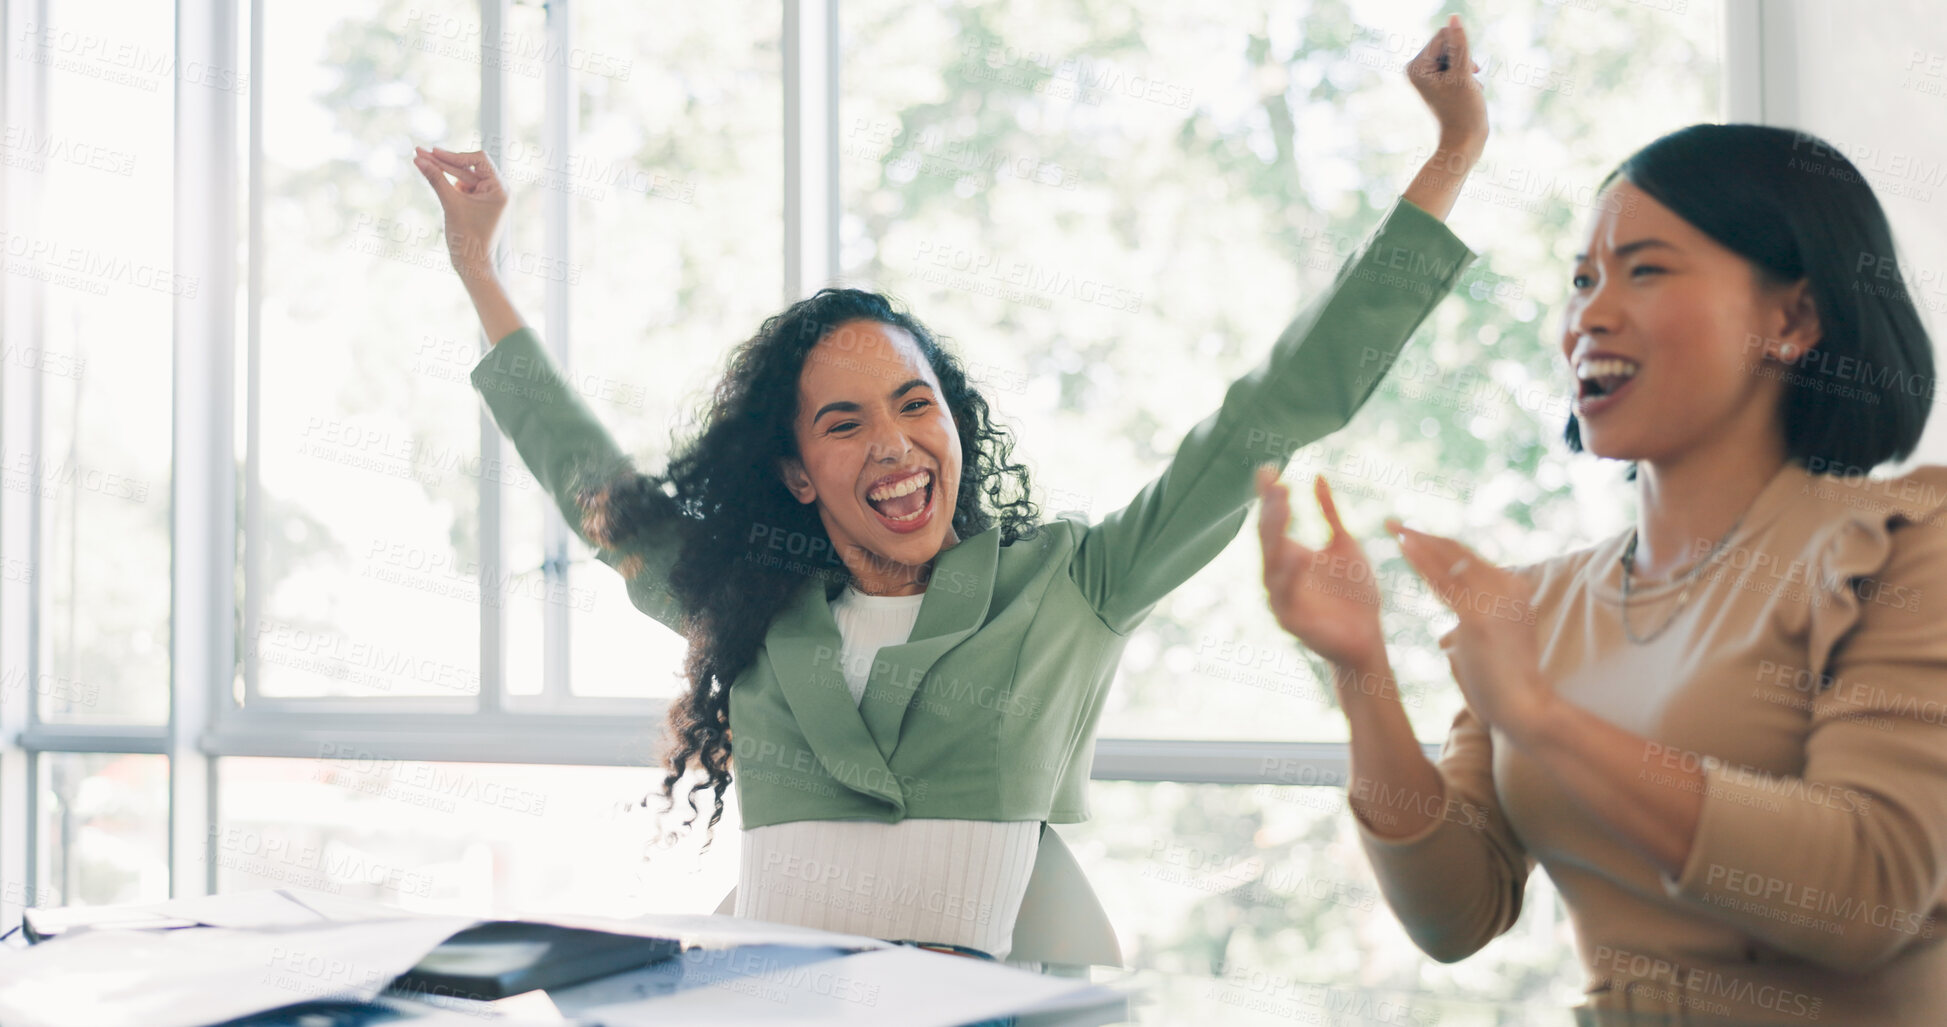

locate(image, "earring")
[[1778, 343, 1797, 362]]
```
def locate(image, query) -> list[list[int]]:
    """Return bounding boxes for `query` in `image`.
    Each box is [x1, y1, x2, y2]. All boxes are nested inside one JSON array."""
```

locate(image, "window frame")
[[0, 0, 1756, 909]]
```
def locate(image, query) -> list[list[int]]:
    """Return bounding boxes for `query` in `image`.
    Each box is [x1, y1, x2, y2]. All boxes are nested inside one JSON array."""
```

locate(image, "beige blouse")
[[1359, 461, 1947, 1025]]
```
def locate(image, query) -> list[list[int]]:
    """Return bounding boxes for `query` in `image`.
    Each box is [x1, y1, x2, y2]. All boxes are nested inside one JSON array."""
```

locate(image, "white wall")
[[1760, 0, 1947, 465]]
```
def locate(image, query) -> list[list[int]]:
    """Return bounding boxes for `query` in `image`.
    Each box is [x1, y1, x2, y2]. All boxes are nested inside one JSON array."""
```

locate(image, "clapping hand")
[[1389, 521, 1555, 736], [1254, 468, 1388, 671]]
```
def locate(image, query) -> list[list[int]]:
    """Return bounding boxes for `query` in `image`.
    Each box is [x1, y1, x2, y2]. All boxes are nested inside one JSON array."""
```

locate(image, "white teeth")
[[867, 470, 930, 502], [1575, 357, 1640, 382]]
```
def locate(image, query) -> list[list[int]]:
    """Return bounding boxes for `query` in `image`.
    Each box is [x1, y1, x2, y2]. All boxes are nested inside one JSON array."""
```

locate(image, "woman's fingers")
[[1386, 520, 1483, 597], [418, 147, 483, 187], [1408, 22, 1444, 73], [430, 146, 488, 168], [414, 154, 461, 204], [1407, 15, 1480, 85], [1444, 15, 1471, 77], [1313, 475, 1350, 543], [1256, 467, 1317, 596], [1255, 467, 1297, 588]]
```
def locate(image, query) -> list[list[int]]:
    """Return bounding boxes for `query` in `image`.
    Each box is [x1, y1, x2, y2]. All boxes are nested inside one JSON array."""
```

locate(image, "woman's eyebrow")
[[1573, 237, 1679, 263]]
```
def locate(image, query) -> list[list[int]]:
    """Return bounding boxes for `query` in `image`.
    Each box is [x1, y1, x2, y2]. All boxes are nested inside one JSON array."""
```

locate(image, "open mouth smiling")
[[865, 468, 936, 531], [1575, 355, 1640, 414]]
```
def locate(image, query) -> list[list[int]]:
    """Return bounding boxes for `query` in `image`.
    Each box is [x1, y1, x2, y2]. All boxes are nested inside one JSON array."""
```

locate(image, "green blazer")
[[471, 197, 1474, 830]]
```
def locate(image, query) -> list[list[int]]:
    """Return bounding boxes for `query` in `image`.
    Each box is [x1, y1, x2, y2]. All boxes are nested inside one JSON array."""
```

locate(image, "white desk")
[[0, 889, 1130, 1027]]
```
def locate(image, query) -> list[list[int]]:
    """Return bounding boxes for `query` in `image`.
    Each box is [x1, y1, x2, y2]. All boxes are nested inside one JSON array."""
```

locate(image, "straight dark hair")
[[1565, 123, 1934, 475]]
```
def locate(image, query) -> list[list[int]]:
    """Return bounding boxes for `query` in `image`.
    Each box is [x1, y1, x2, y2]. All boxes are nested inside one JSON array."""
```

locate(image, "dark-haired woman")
[[1257, 122, 1946, 1023], [416, 19, 1485, 961]]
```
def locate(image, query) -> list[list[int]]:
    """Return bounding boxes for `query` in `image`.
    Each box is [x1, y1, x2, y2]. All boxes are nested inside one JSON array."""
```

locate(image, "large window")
[[16, 0, 1934, 1018]]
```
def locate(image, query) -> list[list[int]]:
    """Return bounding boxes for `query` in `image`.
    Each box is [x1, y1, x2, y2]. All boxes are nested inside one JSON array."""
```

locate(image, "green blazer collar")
[[765, 525, 1001, 811]]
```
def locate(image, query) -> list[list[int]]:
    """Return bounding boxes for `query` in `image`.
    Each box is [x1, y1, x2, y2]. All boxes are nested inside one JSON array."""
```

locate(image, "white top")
[[737, 584, 1042, 958]]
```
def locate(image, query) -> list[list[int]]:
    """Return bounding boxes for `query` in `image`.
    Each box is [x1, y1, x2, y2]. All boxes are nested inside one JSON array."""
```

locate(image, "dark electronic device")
[[388, 920, 680, 1001]]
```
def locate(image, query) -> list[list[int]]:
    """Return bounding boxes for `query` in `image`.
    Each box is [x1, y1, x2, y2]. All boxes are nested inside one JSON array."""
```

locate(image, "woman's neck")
[[1633, 435, 1787, 581], [843, 527, 960, 596]]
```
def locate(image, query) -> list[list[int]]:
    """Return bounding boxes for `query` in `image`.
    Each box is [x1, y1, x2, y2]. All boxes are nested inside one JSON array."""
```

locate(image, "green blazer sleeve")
[[470, 329, 687, 632], [1068, 197, 1476, 633]]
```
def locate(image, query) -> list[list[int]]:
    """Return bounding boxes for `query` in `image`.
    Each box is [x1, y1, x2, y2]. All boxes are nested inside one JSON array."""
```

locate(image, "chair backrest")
[[710, 824, 1123, 967], [1006, 824, 1124, 968]]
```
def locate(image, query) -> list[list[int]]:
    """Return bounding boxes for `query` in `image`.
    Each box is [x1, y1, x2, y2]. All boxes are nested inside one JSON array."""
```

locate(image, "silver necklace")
[[1618, 516, 1744, 645]]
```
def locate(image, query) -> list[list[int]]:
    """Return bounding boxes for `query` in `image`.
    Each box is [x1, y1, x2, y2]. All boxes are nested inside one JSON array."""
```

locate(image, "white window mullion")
[[540, 0, 574, 706], [1722, 0, 1764, 124], [477, 0, 510, 713], [1089, 739, 1434, 787], [783, 0, 838, 302], [239, 0, 263, 713], [0, 0, 51, 928], [170, 0, 241, 900]]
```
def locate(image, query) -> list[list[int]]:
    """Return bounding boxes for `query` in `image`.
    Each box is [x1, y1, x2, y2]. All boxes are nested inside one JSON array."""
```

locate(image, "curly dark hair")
[[577, 289, 1041, 844]]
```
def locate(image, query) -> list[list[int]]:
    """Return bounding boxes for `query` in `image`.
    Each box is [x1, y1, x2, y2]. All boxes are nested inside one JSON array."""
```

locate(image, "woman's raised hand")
[[1254, 467, 1388, 671], [1407, 14, 1488, 160], [413, 145, 508, 282]]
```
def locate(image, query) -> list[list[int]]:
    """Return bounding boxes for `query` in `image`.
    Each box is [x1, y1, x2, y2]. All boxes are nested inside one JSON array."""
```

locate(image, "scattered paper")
[[0, 915, 477, 1027], [581, 944, 1123, 1027]]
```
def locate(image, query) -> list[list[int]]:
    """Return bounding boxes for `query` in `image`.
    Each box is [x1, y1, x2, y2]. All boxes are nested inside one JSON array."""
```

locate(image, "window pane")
[[556, 2, 782, 699], [1062, 781, 1581, 1015], [14, 0, 175, 725], [839, 0, 1715, 742], [218, 756, 738, 917], [247, 0, 485, 700], [37, 754, 170, 908]]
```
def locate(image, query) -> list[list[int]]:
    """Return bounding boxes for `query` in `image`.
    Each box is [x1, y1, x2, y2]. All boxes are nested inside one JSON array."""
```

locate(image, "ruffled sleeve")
[[1661, 466, 1947, 973]]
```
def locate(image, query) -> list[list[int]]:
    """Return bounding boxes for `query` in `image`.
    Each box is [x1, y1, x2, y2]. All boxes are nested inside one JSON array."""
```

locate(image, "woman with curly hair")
[[413, 17, 1486, 961]]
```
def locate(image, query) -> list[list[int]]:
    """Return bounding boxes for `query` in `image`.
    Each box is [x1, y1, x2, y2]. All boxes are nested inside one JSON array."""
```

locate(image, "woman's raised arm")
[[410, 143, 688, 633]]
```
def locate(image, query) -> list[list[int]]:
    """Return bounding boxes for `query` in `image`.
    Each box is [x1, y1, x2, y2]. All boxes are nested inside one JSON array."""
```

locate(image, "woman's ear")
[[778, 457, 816, 504], [1771, 278, 1823, 364]]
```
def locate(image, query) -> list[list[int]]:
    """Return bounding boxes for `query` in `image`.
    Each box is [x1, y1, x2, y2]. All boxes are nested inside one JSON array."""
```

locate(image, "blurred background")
[[2, 0, 1943, 1021]]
